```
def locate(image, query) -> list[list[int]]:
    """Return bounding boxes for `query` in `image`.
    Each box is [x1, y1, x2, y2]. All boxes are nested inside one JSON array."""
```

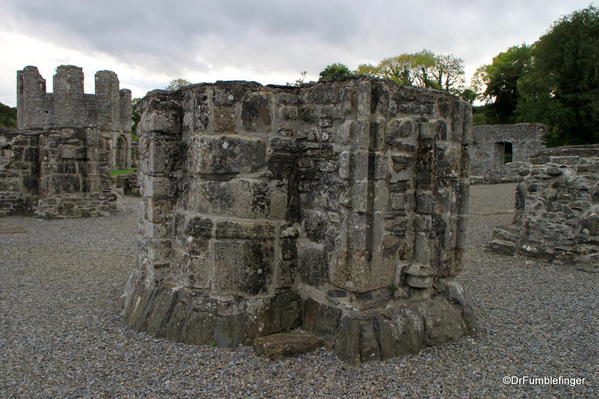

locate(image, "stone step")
[[253, 331, 324, 360], [488, 239, 517, 256]]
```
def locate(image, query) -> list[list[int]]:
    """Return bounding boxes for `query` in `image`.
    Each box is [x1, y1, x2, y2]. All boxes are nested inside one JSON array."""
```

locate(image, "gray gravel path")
[[0, 184, 597, 398]]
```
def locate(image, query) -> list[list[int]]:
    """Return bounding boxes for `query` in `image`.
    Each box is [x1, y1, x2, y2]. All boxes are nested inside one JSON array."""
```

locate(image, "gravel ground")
[[0, 184, 597, 398]]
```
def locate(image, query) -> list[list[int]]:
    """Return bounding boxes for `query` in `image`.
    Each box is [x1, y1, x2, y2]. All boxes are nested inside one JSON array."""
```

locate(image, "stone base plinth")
[[122, 271, 473, 364]]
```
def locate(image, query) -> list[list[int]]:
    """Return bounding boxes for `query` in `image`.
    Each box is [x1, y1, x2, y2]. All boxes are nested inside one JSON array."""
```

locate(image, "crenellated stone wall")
[[17, 65, 132, 170], [121, 77, 474, 364]]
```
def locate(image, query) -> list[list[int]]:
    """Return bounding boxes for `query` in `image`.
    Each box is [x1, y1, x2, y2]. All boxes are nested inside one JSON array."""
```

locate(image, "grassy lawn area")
[[111, 168, 137, 176]]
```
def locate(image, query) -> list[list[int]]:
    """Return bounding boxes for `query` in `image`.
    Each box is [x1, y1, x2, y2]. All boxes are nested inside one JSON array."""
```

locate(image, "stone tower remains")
[[121, 77, 475, 364], [17, 65, 132, 170], [0, 65, 131, 218]]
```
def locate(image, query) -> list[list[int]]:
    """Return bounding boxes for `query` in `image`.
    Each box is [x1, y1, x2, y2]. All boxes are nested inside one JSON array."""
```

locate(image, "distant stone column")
[[95, 70, 121, 131], [17, 66, 47, 129], [119, 89, 132, 132], [53, 65, 85, 127]]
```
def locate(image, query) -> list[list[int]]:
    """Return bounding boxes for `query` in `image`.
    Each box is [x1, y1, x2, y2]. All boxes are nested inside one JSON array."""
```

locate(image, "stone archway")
[[116, 135, 127, 170]]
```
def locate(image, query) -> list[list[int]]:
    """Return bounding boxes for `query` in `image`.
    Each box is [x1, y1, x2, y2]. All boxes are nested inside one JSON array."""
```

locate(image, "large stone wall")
[[121, 77, 474, 364], [469, 124, 547, 183], [0, 127, 117, 218], [490, 144, 599, 265], [0, 129, 39, 216], [17, 65, 132, 170]]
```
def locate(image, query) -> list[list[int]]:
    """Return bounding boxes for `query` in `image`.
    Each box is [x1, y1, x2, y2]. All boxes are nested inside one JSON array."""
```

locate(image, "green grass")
[[111, 168, 137, 176]]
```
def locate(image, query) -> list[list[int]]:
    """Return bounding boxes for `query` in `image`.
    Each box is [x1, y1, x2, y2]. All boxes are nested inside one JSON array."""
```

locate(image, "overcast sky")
[[0, 0, 594, 106]]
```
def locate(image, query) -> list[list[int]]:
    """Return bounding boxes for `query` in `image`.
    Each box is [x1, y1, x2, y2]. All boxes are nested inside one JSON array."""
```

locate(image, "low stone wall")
[[469, 161, 532, 185], [36, 192, 117, 218], [0, 127, 117, 218], [121, 77, 475, 364], [0, 129, 39, 216], [490, 153, 599, 264], [112, 173, 140, 197], [530, 143, 599, 164]]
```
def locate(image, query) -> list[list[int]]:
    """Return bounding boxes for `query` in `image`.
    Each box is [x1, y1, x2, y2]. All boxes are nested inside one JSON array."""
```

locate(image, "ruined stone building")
[[491, 144, 599, 265], [468, 124, 547, 184], [0, 65, 129, 217], [18, 65, 133, 170], [121, 77, 475, 364]]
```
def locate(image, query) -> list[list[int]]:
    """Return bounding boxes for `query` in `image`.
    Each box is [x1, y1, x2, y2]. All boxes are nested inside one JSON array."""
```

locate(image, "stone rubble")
[[490, 144, 599, 265]]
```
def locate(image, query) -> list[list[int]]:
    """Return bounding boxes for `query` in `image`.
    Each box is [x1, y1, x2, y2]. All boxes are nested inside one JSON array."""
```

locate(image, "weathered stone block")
[[241, 92, 272, 132], [145, 141, 180, 174], [142, 175, 172, 198], [423, 297, 469, 345], [188, 135, 266, 174], [330, 251, 395, 292], [212, 106, 236, 132], [215, 220, 274, 239], [60, 145, 86, 159], [254, 332, 323, 360], [185, 178, 287, 219], [140, 103, 181, 135], [275, 260, 296, 288], [184, 311, 216, 345], [303, 298, 342, 341], [41, 174, 81, 194], [580, 205, 599, 235], [298, 243, 328, 285], [214, 314, 245, 347], [145, 199, 173, 224], [213, 240, 273, 295]]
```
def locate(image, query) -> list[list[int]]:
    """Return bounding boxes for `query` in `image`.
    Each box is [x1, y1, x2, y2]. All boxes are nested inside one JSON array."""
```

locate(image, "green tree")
[[459, 88, 477, 104], [376, 53, 424, 85], [517, 6, 599, 145], [165, 78, 191, 91], [355, 63, 382, 77], [319, 63, 352, 81], [0, 102, 17, 128], [430, 52, 466, 94], [472, 44, 533, 124], [353, 50, 467, 97]]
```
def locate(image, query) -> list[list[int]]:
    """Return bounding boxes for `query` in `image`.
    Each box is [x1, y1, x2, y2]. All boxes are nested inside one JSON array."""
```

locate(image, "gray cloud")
[[0, 0, 594, 104]]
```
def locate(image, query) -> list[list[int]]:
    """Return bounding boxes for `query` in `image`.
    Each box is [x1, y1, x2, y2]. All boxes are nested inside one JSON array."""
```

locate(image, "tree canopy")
[[0, 102, 17, 128], [165, 78, 191, 91], [472, 44, 533, 124], [355, 50, 470, 100], [473, 6, 599, 145], [319, 63, 352, 81], [518, 6, 599, 145]]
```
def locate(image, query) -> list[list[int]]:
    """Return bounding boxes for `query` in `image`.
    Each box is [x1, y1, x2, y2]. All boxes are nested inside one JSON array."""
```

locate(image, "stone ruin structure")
[[469, 124, 547, 184], [121, 77, 475, 364], [17, 65, 133, 170], [0, 126, 116, 218], [491, 144, 599, 265], [0, 65, 130, 218]]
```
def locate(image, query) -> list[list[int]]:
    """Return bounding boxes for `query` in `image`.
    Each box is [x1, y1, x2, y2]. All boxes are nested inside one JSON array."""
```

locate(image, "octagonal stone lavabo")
[[121, 77, 475, 364]]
